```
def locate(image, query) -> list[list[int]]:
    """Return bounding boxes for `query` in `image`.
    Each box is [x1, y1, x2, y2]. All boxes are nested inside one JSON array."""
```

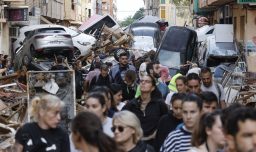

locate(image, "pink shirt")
[[86, 69, 100, 83]]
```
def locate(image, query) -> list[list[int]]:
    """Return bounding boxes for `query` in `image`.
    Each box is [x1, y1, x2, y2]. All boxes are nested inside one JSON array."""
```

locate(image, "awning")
[[40, 16, 53, 24]]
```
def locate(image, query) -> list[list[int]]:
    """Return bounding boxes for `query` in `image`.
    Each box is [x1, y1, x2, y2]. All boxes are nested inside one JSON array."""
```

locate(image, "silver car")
[[24, 27, 74, 53], [14, 27, 74, 70]]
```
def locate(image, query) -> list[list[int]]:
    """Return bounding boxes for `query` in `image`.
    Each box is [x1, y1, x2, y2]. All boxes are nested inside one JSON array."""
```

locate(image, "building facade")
[[102, 0, 117, 19], [159, 0, 191, 26], [144, 0, 159, 16]]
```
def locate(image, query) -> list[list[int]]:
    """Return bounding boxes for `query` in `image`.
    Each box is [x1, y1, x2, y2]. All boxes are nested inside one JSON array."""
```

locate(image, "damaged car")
[[199, 24, 239, 67], [155, 26, 198, 76], [14, 27, 74, 71]]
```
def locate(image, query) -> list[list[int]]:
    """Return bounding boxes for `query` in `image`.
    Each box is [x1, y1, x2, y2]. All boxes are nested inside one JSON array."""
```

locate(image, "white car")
[[13, 24, 96, 58]]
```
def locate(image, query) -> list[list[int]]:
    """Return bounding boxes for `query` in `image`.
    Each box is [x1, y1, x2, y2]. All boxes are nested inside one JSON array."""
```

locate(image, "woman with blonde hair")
[[14, 94, 70, 152], [112, 110, 155, 152]]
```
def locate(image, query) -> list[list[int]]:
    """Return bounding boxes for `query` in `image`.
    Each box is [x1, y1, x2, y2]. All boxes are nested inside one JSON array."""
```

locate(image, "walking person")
[[13, 94, 70, 152], [188, 110, 226, 152], [110, 51, 136, 85], [73, 60, 85, 99], [112, 110, 155, 152], [109, 83, 126, 113], [200, 67, 226, 108], [123, 75, 168, 147], [160, 93, 202, 152], [225, 107, 256, 152], [71, 111, 122, 152], [84, 92, 113, 137], [88, 63, 112, 91], [155, 93, 185, 151]]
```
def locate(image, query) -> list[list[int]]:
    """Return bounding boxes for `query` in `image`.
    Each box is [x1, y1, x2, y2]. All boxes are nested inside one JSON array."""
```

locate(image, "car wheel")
[[23, 55, 30, 66], [30, 45, 35, 57], [74, 48, 81, 59]]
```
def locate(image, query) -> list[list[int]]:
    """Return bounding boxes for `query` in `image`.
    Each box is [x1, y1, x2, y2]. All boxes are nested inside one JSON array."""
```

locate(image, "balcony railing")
[[199, 0, 235, 8], [208, 0, 234, 6]]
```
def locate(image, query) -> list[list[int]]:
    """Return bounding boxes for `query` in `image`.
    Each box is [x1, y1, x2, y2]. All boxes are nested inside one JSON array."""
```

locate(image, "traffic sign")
[[238, 0, 256, 4]]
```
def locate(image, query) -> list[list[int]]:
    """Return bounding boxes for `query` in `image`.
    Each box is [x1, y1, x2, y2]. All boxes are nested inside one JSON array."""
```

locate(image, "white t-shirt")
[[139, 62, 148, 79], [103, 117, 114, 137], [201, 82, 225, 102], [165, 92, 175, 106]]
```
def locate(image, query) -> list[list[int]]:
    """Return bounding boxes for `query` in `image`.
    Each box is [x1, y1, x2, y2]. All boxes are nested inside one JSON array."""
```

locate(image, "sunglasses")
[[111, 126, 127, 133]]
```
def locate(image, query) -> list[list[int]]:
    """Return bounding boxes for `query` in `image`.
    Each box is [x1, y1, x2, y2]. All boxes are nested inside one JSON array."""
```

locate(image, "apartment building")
[[102, 0, 117, 19], [144, 0, 159, 16]]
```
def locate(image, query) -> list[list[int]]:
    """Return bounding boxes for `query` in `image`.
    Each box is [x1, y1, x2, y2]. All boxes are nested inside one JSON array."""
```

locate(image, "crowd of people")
[[10, 50, 256, 152]]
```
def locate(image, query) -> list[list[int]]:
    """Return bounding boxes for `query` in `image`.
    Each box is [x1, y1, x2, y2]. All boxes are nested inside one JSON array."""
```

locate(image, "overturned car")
[[199, 24, 239, 67], [155, 26, 198, 76]]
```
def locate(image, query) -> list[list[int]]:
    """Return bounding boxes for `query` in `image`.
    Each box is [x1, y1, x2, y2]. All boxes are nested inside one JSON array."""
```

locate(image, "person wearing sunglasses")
[[112, 110, 155, 152], [123, 75, 168, 147], [71, 111, 122, 152]]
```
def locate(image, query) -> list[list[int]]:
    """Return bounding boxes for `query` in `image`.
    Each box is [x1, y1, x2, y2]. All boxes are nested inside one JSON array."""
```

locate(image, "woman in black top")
[[14, 94, 70, 152], [122, 75, 168, 147], [155, 93, 185, 151]]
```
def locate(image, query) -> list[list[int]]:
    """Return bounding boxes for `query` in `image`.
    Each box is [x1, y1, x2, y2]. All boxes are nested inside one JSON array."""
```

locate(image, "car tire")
[[74, 48, 81, 59], [23, 55, 30, 66]]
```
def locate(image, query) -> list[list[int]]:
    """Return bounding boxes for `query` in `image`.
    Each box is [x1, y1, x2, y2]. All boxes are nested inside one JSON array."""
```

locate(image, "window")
[[88, 9, 91, 18], [160, 6, 165, 19], [161, 0, 166, 4]]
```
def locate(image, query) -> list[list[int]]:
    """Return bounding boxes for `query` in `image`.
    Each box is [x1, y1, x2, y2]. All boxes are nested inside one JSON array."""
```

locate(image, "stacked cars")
[[13, 25, 96, 70]]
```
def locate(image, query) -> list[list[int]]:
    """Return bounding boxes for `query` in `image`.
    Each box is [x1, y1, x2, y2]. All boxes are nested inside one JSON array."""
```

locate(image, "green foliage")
[[120, 8, 145, 27], [132, 8, 145, 20], [120, 16, 134, 27], [173, 0, 190, 6]]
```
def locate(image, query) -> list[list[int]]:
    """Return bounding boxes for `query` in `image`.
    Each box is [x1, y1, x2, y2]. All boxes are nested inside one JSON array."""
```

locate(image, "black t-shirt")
[[15, 122, 70, 152], [154, 111, 183, 151]]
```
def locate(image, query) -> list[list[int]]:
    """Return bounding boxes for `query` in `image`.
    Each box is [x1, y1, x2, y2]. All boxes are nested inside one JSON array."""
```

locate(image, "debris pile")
[[0, 76, 27, 151]]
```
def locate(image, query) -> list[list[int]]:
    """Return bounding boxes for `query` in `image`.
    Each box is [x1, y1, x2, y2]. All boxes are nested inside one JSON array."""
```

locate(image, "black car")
[[155, 26, 198, 76]]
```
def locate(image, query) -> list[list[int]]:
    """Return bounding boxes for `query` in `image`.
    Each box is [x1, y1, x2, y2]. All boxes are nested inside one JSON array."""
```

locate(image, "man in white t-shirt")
[[200, 67, 226, 109]]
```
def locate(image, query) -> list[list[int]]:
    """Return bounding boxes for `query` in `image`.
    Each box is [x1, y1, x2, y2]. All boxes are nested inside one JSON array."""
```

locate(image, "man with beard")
[[226, 107, 256, 152], [146, 61, 169, 99], [135, 61, 169, 99], [110, 51, 136, 85], [200, 67, 226, 108]]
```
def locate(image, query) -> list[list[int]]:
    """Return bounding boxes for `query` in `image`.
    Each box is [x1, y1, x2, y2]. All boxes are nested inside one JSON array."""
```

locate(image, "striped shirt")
[[160, 126, 192, 152]]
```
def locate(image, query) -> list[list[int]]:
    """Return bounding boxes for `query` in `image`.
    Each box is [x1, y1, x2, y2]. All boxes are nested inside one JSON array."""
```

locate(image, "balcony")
[[198, 0, 235, 9], [208, 0, 235, 6]]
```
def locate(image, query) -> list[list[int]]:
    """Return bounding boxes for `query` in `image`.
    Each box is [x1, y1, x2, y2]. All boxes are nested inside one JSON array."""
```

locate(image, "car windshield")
[[210, 42, 237, 56], [132, 36, 156, 51], [38, 28, 66, 33], [158, 50, 181, 68]]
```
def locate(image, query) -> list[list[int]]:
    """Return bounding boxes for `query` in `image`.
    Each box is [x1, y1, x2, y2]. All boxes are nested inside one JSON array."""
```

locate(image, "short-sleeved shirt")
[[15, 122, 70, 152], [201, 82, 225, 102]]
